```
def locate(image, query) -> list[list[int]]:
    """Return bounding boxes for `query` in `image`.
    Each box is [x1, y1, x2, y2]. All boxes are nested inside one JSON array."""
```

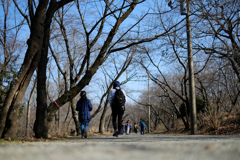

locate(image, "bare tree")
[[0, 0, 24, 108], [26, 78, 37, 137], [193, 0, 240, 82], [43, 0, 178, 138], [1, 0, 188, 139], [0, 0, 76, 139]]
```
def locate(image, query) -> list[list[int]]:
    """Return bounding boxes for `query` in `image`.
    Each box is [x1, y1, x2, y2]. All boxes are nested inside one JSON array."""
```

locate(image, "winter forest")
[[0, 0, 240, 139]]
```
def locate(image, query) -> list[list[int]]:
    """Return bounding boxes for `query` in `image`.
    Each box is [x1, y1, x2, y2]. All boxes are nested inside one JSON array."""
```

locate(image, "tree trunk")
[[107, 115, 112, 132], [0, 1, 49, 138], [71, 98, 80, 136], [34, 24, 50, 138], [171, 113, 175, 129], [34, 48, 48, 138], [33, 0, 65, 138], [154, 116, 158, 131], [99, 90, 112, 134], [26, 80, 37, 137], [99, 104, 109, 134], [0, 0, 77, 139], [58, 109, 60, 133], [2, 51, 41, 139]]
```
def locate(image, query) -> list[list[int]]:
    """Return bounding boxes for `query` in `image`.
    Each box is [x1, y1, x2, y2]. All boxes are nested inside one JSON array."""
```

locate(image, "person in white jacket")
[[109, 81, 127, 137]]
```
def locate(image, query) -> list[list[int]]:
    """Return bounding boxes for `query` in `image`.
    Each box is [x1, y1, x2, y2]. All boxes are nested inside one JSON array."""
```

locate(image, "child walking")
[[133, 123, 138, 134]]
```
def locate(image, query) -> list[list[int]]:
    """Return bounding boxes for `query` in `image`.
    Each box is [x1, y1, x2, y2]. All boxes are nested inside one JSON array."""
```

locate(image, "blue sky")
[[0, 0, 174, 106]]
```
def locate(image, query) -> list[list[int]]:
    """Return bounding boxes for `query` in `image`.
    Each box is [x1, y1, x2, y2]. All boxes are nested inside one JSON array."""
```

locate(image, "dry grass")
[[154, 112, 240, 135], [198, 112, 240, 135]]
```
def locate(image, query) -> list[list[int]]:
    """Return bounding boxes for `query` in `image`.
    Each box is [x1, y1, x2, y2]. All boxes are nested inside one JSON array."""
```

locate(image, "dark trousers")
[[112, 108, 124, 131]]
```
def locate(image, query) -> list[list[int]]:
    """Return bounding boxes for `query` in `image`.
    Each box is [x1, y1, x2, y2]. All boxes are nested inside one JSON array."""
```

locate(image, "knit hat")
[[113, 81, 120, 88]]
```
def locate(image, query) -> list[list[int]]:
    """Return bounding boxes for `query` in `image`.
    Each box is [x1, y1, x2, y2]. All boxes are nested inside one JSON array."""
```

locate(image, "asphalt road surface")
[[1, 133, 240, 160]]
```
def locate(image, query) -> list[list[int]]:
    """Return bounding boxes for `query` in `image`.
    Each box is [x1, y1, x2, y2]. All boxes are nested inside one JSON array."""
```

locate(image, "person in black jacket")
[[109, 81, 127, 137], [76, 91, 92, 138]]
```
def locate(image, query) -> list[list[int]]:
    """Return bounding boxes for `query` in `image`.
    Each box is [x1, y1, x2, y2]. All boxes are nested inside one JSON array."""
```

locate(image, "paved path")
[[1, 134, 240, 160]]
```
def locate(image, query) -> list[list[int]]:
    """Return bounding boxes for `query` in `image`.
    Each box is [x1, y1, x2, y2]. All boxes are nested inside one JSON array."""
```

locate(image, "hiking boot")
[[115, 131, 120, 137], [113, 130, 118, 136], [84, 129, 88, 138]]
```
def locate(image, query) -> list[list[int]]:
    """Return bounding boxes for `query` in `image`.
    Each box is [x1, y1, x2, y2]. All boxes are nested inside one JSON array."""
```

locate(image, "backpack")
[[140, 121, 145, 128], [113, 88, 126, 108]]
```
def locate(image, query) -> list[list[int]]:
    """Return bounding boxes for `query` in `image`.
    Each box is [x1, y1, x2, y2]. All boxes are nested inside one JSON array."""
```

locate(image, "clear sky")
[[0, 0, 172, 106]]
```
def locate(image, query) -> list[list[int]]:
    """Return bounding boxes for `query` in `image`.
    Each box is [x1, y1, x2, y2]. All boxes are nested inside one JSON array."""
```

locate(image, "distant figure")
[[133, 123, 138, 134], [125, 120, 132, 135], [140, 119, 146, 135], [76, 91, 92, 138], [109, 81, 127, 137]]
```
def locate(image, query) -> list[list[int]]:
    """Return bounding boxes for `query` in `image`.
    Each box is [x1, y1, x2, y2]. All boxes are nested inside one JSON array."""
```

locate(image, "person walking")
[[140, 119, 146, 135], [109, 81, 127, 137], [76, 91, 92, 138], [133, 122, 138, 134], [125, 120, 132, 135]]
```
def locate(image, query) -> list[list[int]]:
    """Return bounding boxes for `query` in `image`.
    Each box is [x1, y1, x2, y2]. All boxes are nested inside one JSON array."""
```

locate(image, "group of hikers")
[[118, 119, 146, 136], [76, 81, 146, 138]]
